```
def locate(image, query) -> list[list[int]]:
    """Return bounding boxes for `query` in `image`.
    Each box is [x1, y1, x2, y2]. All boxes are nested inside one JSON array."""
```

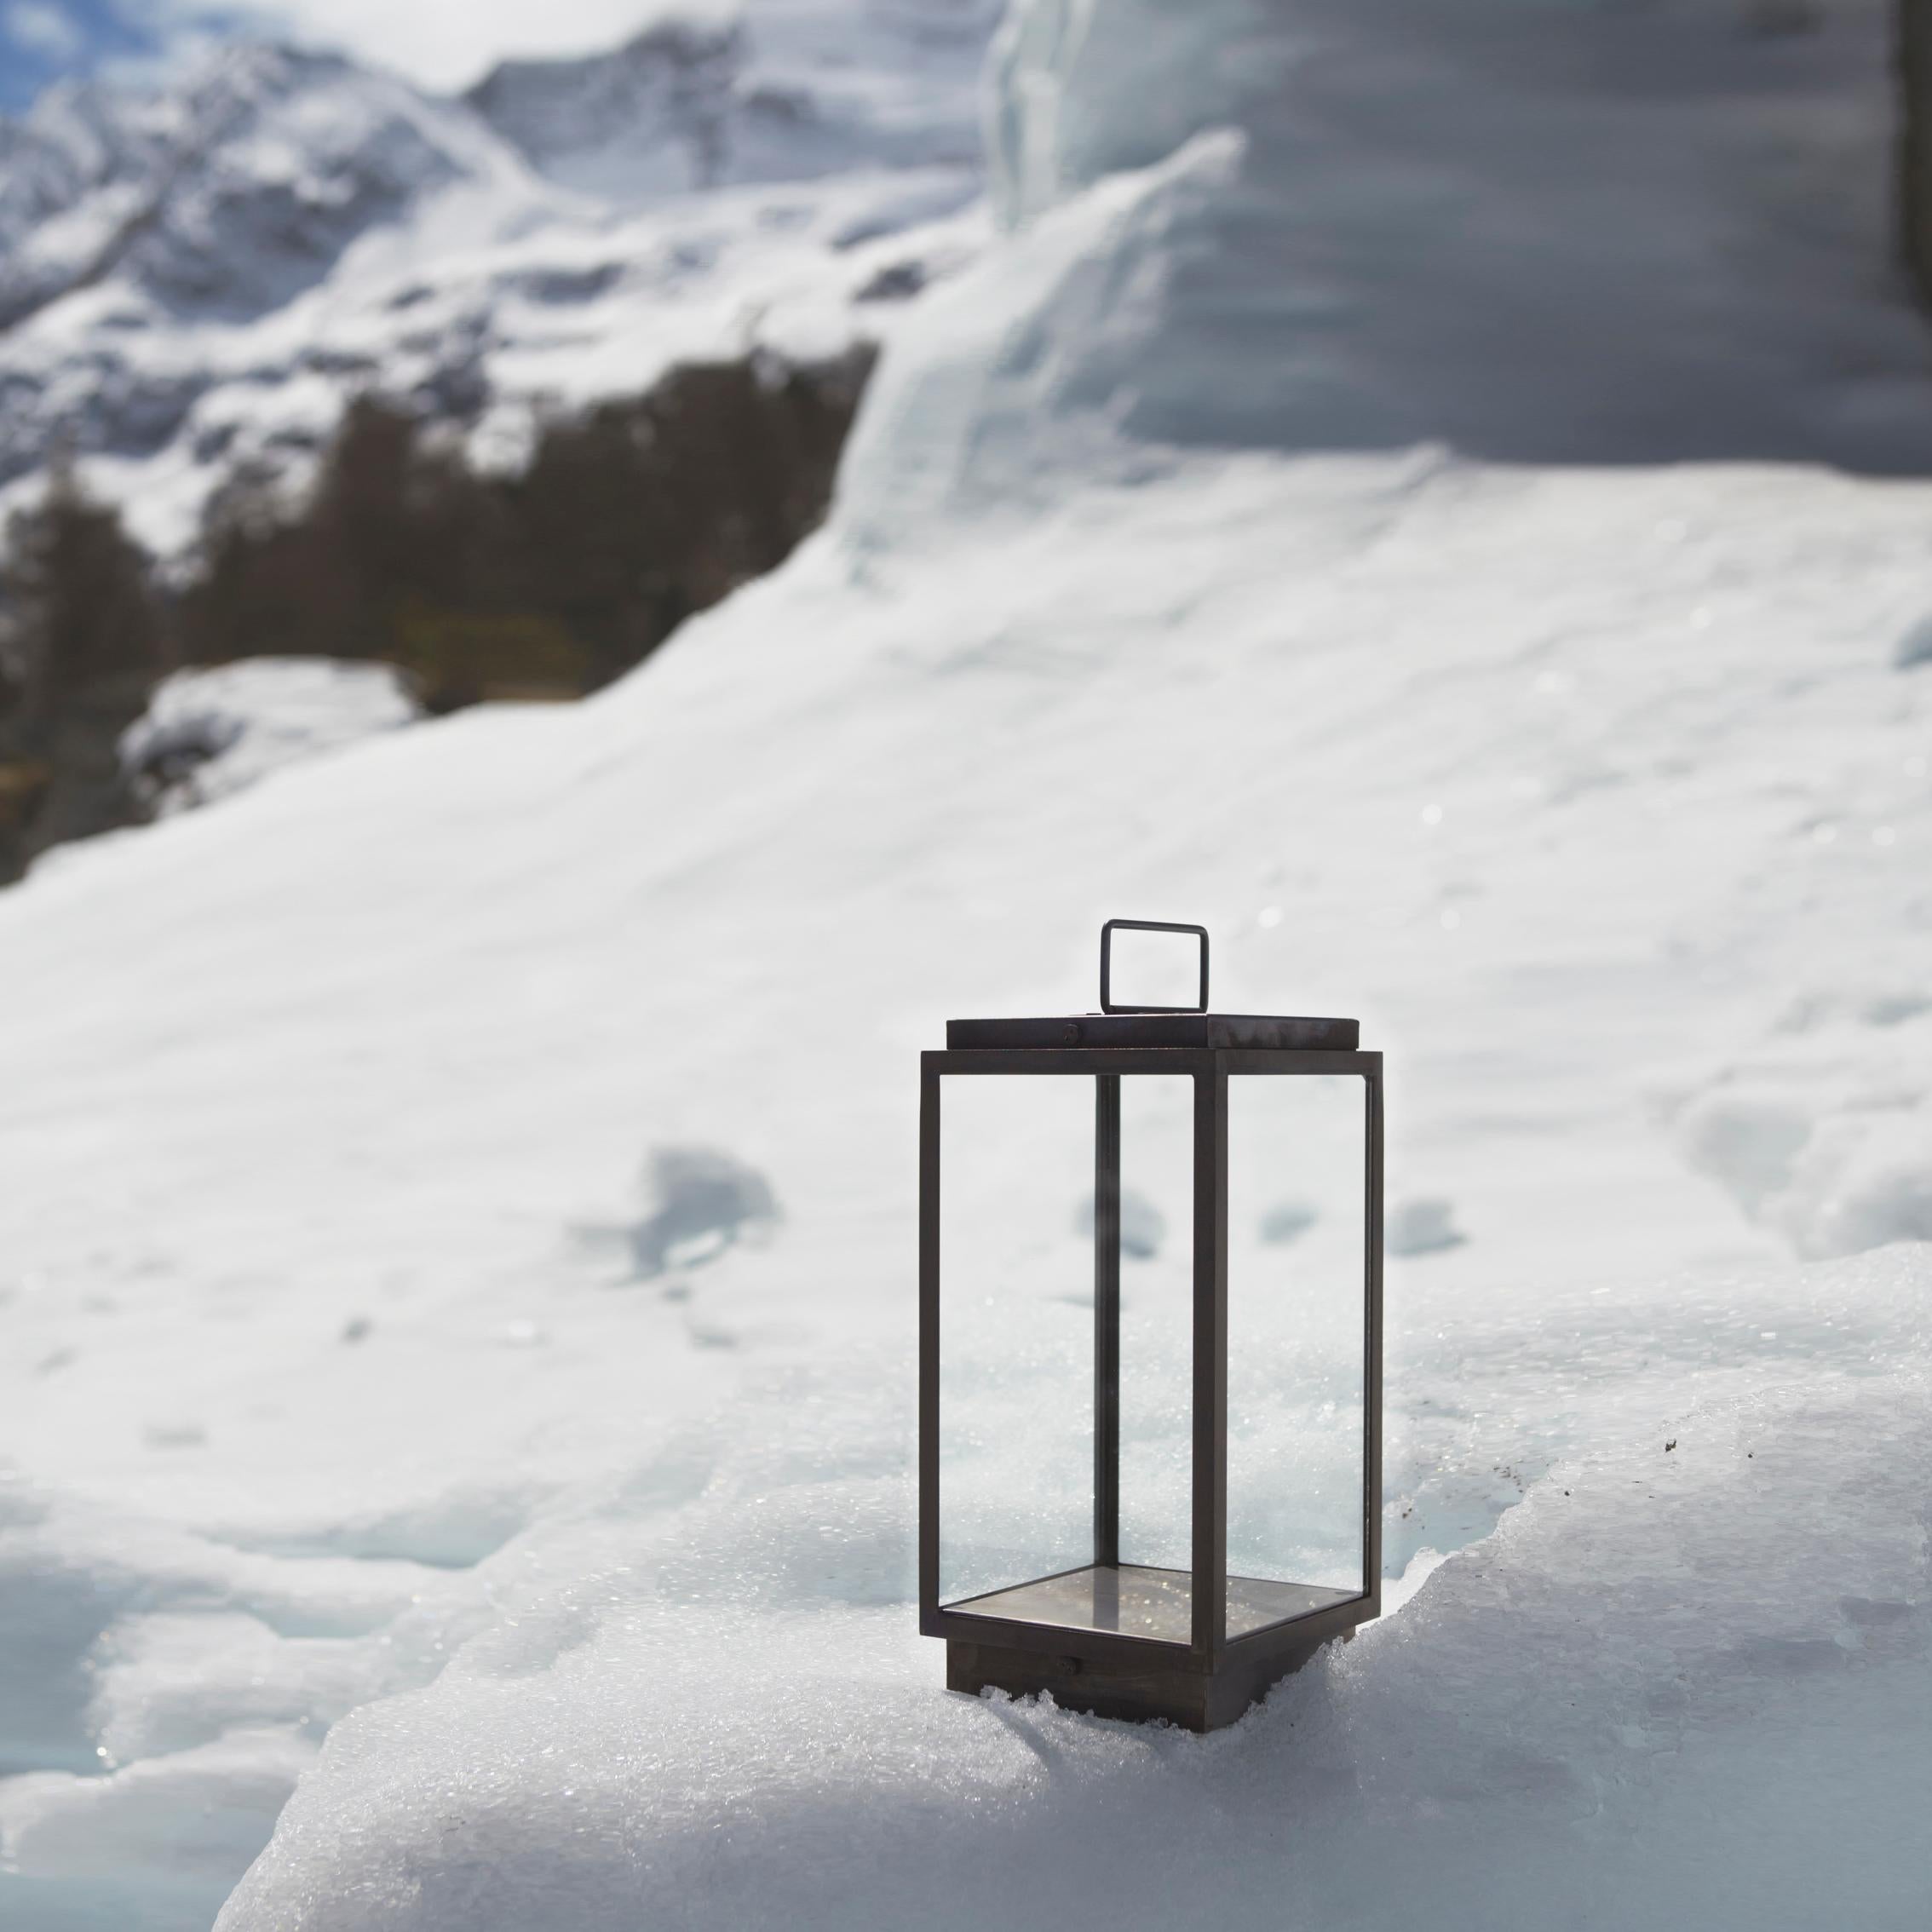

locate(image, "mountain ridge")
[[0, 5, 998, 556]]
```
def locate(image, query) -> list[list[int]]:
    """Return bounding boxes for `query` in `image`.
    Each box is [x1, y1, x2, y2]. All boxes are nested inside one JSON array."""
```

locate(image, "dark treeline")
[[0, 349, 871, 881], [0, 459, 168, 872]]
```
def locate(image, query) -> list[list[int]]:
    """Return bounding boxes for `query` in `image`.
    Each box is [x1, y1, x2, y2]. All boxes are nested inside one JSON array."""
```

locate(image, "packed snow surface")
[[118, 659, 424, 819], [3, 446, 1929, 1930], [3, 1, 1931, 1928]]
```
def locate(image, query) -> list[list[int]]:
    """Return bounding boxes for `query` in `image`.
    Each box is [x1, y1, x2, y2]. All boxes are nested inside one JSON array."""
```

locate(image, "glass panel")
[[1225, 1074, 1367, 1632], [1115, 1073, 1193, 1576], [938, 1072, 1194, 1644], [938, 1074, 1091, 1607]]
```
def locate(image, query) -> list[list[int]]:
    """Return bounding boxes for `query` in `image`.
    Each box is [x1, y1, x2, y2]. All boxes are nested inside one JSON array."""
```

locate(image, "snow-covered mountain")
[[0, 46, 504, 334], [0, 3, 998, 556], [3, 3, 1932, 1929], [469, 3, 995, 198]]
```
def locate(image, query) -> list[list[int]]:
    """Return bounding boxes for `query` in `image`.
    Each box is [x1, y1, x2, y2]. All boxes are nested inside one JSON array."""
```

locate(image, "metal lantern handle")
[[1099, 918, 1210, 1014]]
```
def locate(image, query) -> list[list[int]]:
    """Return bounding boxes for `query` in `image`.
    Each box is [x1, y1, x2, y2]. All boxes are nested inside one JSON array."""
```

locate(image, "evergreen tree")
[[0, 458, 167, 876], [0, 455, 165, 733]]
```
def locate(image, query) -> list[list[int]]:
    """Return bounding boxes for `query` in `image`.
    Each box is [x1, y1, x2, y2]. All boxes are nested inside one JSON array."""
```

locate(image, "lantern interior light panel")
[[919, 921, 1383, 1732]]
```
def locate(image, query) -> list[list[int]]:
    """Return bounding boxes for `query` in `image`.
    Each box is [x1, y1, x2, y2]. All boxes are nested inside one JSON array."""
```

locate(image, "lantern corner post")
[[1363, 1059, 1385, 1619], [918, 1054, 942, 1636], [1094, 1072, 1121, 1572], [1190, 1061, 1229, 1662]]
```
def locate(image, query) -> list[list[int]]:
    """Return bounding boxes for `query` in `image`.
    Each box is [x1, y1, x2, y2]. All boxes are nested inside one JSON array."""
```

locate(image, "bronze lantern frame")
[[919, 921, 1383, 1731]]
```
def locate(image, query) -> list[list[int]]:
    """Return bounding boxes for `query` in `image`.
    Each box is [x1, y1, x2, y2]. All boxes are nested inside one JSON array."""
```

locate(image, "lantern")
[[920, 919, 1383, 1730]]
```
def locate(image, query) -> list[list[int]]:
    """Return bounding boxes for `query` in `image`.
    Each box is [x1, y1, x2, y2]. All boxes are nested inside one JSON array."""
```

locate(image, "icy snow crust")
[[3, 1, 1932, 1926]]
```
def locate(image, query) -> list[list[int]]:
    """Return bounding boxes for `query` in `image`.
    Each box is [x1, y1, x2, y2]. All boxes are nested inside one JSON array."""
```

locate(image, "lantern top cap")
[[944, 1012, 1360, 1049], [945, 918, 1359, 1049]]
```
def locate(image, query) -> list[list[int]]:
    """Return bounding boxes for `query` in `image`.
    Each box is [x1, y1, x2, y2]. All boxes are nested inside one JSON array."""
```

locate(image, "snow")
[[471, 3, 1000, 200], [962, 0, 1932, 475], [1897, 617, 1932, 669], [3, 444, 1929, 1927], [1383, 1197, 1464, 1257], [209, 1305, 1930, 1932], [118, 659, 424, 819], [2, 1, 1931, 1927]]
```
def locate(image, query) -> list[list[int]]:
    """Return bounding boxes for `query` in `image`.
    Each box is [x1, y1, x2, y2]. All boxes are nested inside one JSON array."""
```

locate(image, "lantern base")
[[946, 1632, 1335, 1734]]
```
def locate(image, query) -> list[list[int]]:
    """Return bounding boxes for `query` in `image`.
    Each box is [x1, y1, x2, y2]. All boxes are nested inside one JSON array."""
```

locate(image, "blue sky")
[[0, 1, 702, 109], [0, 0, 167, 106]]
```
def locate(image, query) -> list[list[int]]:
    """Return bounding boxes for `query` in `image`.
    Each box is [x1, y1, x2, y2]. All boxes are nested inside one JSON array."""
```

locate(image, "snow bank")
[[4, 2, 1932, 1926], [850, 0, 1932, 537], [3, 442, 1930, 1929], [215, 1251, 1932, 1930], [118, 660, 424, 818]]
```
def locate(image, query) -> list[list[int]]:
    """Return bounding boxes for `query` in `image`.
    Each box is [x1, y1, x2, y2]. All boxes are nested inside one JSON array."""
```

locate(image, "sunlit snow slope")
[[3, 2, 1931, 1929]]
